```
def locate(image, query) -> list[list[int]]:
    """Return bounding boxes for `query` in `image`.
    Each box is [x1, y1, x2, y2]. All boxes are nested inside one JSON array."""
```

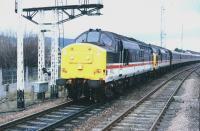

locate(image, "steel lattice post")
[[50, 9, 59, 98], [38, 10, 45, 82], [16, 0, 25, 108], [36, 10, 46, 100]]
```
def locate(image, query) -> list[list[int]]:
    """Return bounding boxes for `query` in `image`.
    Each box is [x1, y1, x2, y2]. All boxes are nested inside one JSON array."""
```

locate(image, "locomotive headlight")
[[77, 64, 84, 70], [70, 56, 74, 60], [62, 68, 67, 73], [70, 47, 74, 51], [94, 69, 101, 74]]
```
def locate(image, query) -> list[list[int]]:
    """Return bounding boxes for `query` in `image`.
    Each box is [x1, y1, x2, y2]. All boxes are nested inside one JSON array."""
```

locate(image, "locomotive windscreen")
[[75, 31, 113, 48], [87, 31, 100, 42], [76, 31, 100, 43], [76, 33, 87, 43]]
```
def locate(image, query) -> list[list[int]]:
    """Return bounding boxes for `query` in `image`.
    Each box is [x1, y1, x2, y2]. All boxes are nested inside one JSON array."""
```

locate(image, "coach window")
[[100, 34, 113, 48], [76, 33, 87, 43]]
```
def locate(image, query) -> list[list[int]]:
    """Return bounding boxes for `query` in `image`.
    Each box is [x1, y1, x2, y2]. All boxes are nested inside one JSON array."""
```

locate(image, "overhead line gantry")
[[15, 0, 103, 108], [22, 4, 103, 25]]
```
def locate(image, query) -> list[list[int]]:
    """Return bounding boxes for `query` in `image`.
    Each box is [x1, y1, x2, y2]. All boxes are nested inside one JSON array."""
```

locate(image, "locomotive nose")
[[69, 52, 93, 64], [61, 43, 107, 80]]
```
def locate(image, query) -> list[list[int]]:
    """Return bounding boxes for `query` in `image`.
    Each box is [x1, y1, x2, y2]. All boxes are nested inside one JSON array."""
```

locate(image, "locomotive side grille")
[[107, 52, 119, 63]]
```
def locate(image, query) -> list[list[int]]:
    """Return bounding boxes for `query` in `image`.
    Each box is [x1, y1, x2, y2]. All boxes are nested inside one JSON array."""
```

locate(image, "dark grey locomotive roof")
[[75, 29, 146, 50], [75, 29, 166, 51], [75, 29, 200, 57]]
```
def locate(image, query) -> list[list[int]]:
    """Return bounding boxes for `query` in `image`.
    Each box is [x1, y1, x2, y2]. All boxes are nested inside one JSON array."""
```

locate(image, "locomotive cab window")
[[87, 31, 100, 43], [76, 33, 87, 43]]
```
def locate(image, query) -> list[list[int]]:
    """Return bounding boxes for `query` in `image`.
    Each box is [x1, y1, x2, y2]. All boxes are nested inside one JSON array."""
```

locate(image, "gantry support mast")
[[160, 0, 166, 47], [56, 0, 65, 48], [50, 11, 59, 98], [37, 10, 47, 99], [49, 0, 65, 98], [38, 10, 46, 83], [16, 0, 25, 108]]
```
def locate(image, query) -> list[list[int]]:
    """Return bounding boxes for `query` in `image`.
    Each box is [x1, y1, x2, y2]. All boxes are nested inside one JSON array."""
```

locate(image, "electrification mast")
[[181, 24, 184, 50], [38, 10, 46, 82], [49, 0, 65, 98], [55, 0, 65, 48], [15, 0, 25, 108], [160, 0, 166, 47]]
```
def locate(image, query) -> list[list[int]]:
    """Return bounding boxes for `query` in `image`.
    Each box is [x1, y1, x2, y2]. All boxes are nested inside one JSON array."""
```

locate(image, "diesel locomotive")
[[58, 29, 200, 101]]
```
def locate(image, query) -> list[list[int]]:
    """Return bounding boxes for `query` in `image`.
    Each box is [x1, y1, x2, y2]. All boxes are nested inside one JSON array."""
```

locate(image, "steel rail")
[[149, 66, 200, 131], [38, 103, 99, 131], [101, 64, 200, 131], [0, 100, 73, 130]]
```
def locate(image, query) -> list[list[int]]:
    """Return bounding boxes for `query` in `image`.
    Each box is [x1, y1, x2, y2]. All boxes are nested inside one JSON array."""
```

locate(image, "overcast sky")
[[0, 0, 200, 51]]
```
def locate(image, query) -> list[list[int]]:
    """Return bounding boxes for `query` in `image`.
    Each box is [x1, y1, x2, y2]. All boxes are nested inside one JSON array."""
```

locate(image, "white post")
[[16, 0, 25, 108], [38, 10, 45, 82]]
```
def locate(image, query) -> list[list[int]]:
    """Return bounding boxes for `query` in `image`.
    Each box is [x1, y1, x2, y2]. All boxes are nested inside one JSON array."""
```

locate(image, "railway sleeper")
[[121, 119, 154, 125], [112, 126, 148, 131], [116, 122, 151, 128], [129, 113, 157, 118]]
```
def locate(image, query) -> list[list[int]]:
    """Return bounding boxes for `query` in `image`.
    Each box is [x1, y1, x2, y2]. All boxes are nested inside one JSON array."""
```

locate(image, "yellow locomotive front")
[[61, 43, 107, 80]]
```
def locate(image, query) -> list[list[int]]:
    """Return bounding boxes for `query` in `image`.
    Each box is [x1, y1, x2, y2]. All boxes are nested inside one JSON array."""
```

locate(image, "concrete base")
[[17, 90, 25, 108]]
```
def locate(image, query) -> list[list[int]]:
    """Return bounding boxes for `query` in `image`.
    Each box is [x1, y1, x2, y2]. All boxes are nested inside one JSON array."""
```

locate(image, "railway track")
[[54, 103, 111, 131], [93, 64, 200, 131], [154, 69, 200, 131], [0, 100, 98, 131]]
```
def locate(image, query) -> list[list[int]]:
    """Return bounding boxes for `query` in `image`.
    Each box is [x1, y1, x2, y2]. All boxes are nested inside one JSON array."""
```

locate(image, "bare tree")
[[0, 32, 16, 68], [0, 31, 38, 68], [24, 32, 38, 67]]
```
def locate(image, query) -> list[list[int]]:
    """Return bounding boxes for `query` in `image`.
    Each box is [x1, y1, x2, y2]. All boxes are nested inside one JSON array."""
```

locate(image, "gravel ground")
[[73, 65, 196, 131], [0, 97, 68, 124], [166, 71, 200, 131]]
